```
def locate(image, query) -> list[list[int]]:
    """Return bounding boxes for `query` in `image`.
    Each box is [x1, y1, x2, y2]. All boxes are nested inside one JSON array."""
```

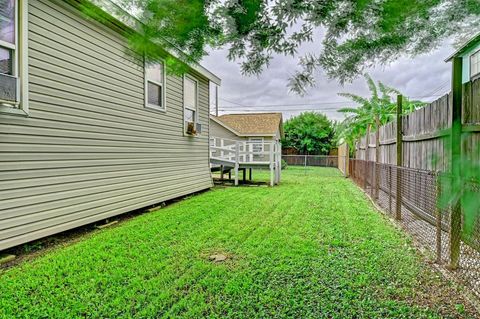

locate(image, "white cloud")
[[202, 37, 454, 121]]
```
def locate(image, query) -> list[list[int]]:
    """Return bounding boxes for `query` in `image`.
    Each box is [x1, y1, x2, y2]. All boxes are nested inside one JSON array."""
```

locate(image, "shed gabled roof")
[[215, 113, 284, 137]]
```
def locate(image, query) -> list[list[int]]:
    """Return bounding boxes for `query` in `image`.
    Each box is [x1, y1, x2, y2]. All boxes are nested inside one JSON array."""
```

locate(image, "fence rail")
[[350, 159, 480, 298]]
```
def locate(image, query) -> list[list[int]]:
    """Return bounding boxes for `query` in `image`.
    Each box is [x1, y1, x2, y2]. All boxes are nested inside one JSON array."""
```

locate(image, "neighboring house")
[[210, 113, 284, 148], [0, 0, 220, 251], [445, 32, 480, 83], [209, 113, 283, 186]]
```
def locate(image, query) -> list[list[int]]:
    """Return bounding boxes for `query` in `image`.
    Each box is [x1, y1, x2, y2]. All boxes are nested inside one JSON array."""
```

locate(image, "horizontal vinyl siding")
[[0, 0, 213, 250], [210, 120, 240, 140]]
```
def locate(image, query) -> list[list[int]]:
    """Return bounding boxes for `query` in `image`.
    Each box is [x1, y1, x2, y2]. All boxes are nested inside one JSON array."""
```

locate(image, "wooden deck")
[[209, 138, 281, 186]]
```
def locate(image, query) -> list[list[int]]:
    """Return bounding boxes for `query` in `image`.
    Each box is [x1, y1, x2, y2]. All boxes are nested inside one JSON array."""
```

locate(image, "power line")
[[218, 93, 446, 110], [422, 80, 450, 98], [219, 98, 246, 107], [405, 93, 448, 100], [218, 105, 356, 110], [218, 107, 355, 112], [219, 101, 358, 109]]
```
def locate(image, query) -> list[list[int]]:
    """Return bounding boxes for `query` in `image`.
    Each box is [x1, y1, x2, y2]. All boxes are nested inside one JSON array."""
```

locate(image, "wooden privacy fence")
[[282, 155, 340, 169], [337, 143, 349, 176], [356, 78, 480, 170], [353, 77, 480, 299]]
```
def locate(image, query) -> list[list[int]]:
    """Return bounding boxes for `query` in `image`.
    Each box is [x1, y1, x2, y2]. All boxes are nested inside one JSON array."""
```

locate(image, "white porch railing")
[[209, 137, 282, 186]]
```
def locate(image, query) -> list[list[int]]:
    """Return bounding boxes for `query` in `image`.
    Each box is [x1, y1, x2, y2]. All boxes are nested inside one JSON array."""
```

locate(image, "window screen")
[[184, 76, 198, 134], [145, 62, 165, 109]]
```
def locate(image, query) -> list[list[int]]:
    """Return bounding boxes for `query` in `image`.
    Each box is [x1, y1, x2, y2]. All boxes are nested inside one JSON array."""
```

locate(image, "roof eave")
[[210, 116, 243, 136], [69, 0, 221, 85], [238, 133, 276, 137], [210, 116, 279, 137], [445, 32, 480, 62]]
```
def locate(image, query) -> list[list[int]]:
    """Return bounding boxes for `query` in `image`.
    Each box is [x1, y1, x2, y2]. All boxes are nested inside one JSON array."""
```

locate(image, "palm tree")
[[336, 75, 423, 149]]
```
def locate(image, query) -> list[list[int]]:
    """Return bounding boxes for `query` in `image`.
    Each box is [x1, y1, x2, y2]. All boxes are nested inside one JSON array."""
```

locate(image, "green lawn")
[[0, 167, 473, 318]]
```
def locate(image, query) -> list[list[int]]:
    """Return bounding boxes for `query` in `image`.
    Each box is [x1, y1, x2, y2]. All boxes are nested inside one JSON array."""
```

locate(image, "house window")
[[184, 76, 198, 135], [471, 50, 480, 79], [0, 0, 27, 115], [0, 0, 15, 75], [249, 138, 264, 154], [145, 61, 166, 111]]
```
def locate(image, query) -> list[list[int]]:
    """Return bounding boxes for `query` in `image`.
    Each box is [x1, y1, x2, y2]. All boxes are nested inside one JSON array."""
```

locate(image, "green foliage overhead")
[[336, 75, 424, 149], [282, 112, 334, 154], [83, 0, 478, 93], [437, 128, 480, 238]]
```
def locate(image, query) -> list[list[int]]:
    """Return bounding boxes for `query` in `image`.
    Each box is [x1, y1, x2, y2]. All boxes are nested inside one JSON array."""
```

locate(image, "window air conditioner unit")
[[196, 123, 202, 134]]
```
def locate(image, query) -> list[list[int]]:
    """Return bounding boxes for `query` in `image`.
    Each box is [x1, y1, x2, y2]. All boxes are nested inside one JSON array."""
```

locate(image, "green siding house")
[[445, 33, 480, 83], [0, 0, 221, 250]]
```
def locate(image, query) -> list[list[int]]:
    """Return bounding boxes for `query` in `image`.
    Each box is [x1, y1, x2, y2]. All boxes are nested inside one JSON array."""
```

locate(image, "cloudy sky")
[[202, 36, 454, 121]]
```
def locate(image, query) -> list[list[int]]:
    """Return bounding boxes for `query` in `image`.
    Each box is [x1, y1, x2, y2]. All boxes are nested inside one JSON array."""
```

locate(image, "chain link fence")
[[282, 155, 346, 176], [350, 159, 480, 298]]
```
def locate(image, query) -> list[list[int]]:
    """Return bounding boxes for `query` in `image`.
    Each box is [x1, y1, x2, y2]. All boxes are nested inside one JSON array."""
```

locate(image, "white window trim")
[[0, 40, 15, 50], [183, 74, 199, 136], [249, 137, 264, 153], [144, 59, 166, 112], [209, 81, 219, 116], [0, 0, 28, 117], [470, 49, 480, 80]]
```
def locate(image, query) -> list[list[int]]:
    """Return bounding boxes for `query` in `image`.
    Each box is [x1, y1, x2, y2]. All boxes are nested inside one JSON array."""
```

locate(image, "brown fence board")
[[356, 78, 479, 172]]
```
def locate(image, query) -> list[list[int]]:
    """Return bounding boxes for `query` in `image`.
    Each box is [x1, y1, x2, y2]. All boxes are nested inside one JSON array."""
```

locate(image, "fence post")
[[304, 154, 307, 175], [249, 142, 253, 162], [449, 56, 463, 270], [269, 143, 275, 187], [388, 165, 392, 215], [436, 174, 442, 264], [276, 142, 281, 184], [234, 141, 239, 186], [374, 115, 380, 199], [364, 125, 370, 191], [344, 152, 348, 178], [395, 95, 403, 220]]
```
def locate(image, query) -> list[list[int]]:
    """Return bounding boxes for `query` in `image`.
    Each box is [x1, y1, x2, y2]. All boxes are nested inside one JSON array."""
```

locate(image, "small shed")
[[209, 113, 283, 186]]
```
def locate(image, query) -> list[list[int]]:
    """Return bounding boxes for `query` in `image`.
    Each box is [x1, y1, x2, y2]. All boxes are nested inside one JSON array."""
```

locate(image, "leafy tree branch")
[[89, 0, 479, 94]]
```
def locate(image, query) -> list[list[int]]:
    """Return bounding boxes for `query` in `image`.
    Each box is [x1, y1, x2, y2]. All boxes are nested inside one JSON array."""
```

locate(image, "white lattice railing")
[[209, 137, 282, 186]]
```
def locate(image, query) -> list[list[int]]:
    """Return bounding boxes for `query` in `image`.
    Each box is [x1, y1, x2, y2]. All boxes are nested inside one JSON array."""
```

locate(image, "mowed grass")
[[0, 167, 473, 318]]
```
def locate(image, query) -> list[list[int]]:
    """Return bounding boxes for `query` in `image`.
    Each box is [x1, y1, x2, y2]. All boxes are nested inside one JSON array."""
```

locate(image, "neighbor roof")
[[445, 32, 480, 62], [215, 113, 284, 137]]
